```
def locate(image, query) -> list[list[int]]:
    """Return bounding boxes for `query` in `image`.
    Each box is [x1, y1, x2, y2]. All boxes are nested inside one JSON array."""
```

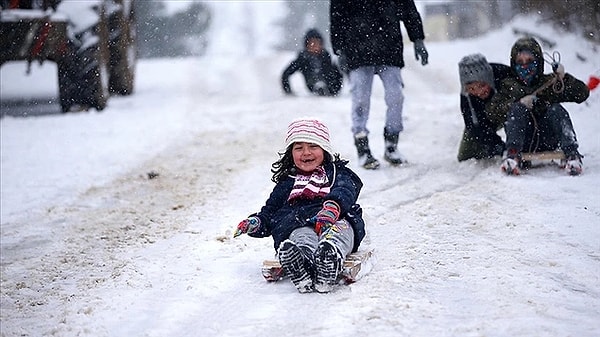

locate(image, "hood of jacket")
[[510, 37, 544, 82], [304, 28, 323, 48]]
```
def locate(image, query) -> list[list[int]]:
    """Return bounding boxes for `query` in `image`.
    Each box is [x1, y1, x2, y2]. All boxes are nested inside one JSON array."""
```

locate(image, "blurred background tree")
[[134, 0, 597, 60], [423, 0, 598, 44], [135, 1, 211, 58], [514, 0, 599, 43], [277, 1, 330, 51]]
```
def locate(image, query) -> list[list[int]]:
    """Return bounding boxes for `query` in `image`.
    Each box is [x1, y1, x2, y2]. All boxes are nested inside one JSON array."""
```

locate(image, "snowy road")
[[2, 13, 600, 337]]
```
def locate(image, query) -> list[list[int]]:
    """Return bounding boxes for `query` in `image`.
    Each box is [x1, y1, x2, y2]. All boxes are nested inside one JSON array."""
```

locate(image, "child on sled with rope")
[[488, 37, 590, 175]]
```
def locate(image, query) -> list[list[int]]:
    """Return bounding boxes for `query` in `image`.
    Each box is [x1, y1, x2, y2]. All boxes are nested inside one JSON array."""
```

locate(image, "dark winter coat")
[[281, 29, 343, 96], [329, 0, 425, 70], [248, 160, 366, 253], [281, 50, 343, 95], [457, 63, 512, 161], [487, 37, 590, 121]]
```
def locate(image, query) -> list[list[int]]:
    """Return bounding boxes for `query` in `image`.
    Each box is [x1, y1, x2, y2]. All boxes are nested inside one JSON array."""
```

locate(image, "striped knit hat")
[[285, 118, 333, 156]]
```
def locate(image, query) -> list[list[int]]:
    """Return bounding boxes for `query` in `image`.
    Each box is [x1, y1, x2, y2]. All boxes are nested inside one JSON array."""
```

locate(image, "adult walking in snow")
[[457, 54, 512, 161], [233, 118, 366, 293], [329, 0, 429, 169], [491, 37, 590, 175], [281, 29, 343, 97]]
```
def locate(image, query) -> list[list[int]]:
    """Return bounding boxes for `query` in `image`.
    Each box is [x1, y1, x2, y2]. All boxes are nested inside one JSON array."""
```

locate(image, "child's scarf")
[[288, 166, 330, 203]]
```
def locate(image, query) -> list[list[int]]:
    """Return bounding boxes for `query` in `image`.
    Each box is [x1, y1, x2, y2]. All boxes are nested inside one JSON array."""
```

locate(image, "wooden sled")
[[521, 151, 565, 162], [262, 249, 375, 284], [520, 151, 565, 169]]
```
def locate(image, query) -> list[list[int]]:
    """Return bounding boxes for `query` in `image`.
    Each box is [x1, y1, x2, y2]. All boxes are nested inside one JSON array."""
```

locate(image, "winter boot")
[[354, 132, 380, 170], [314, 241, 344, 293], [500, 148, 521, 175], [278, 240, 314, 293], [383, 127, 405, 165], [564, 150, 584, 176]]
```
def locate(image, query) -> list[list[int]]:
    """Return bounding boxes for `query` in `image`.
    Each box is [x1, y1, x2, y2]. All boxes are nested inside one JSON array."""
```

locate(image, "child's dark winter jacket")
[[487, 37, 589, 120], [248, 160, 365, 253], [281, 29, 343, 96], [460, 63, 512, 140], [457, 63, 512, 161]]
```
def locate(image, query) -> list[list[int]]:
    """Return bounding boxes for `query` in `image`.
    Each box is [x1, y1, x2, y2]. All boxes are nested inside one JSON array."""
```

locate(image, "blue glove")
[[233, 216, 261, 238], [414, 40, 428, 66]]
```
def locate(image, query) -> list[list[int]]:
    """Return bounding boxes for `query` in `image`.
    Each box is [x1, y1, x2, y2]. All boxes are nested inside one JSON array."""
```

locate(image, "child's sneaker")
[[564, 153, 583, 176], [314, 241, 343, 293], [501, 148, 521, 175], [278, 240, 314, 293]]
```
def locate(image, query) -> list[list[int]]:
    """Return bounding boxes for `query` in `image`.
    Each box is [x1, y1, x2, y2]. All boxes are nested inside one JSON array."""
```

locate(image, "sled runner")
[[262, 249, 375, 284]]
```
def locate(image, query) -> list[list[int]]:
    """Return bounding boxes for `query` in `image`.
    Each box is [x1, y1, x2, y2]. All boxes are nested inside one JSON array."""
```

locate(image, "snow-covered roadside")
[[1, 11, 600, 337]]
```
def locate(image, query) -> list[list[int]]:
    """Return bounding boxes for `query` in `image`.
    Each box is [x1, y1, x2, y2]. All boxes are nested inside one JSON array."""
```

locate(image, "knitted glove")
[[519, 94, 537, 109], [414, 40, 428, 66], [310, 200, 340, 235], [552, 62, 565, 80], [233, 216, 261, 238]]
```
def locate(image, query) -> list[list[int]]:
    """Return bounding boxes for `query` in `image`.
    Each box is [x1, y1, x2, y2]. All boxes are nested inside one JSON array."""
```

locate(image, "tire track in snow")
[[0, 125, 276, 336]]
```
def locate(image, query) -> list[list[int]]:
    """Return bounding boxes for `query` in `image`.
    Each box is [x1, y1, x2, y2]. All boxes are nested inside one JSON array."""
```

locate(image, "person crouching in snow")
[[491, 37, 590, 176], [457, 54, 512, 162], [233, 118, 366, 293], [281, 29, 344, 97]]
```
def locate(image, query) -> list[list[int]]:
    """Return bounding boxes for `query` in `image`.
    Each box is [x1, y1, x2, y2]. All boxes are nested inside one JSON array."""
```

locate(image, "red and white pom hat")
[[285, 118, 334, 157]]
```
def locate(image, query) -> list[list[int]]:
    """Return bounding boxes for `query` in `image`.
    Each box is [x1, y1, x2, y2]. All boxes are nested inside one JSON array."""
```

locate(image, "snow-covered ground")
[[1, 2, 599, 336]]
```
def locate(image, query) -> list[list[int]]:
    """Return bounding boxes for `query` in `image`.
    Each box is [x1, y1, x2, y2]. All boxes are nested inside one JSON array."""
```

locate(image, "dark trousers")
[[505, 103, 579, 155]]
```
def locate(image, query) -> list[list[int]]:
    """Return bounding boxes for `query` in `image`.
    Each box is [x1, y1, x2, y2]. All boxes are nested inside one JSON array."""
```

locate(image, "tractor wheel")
[[57, 42, 80, 112], [108, 0, 136, 95], [76, 12, 110, 111]]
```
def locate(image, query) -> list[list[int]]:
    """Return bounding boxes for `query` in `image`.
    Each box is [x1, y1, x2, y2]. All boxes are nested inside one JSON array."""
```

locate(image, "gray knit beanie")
[[458, 53, 494, 94]]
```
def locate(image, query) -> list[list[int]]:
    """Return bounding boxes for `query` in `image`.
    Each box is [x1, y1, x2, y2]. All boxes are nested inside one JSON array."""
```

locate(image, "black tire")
[[58, 3, 112, 112], [57, 39, 108, 113], [57, 42, 80, 113], [108, 1, 136, 95], [75, 44, 109, 111], [76, 12, 110, 111]]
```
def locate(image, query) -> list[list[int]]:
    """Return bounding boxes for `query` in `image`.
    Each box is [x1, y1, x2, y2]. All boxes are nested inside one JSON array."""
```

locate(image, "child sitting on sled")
[[492, 37, 590, 176], [281, 29, 343, 96], [233, 118, 366, 293]]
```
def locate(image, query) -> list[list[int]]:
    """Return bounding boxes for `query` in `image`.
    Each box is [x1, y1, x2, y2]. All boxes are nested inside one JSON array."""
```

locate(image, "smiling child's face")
[[291, 142, 325, 173]]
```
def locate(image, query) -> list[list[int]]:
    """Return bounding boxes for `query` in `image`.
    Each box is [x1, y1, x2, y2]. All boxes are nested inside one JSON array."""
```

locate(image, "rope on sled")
[[533, 50, 565, 95], [527, 51, 565, 153]]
